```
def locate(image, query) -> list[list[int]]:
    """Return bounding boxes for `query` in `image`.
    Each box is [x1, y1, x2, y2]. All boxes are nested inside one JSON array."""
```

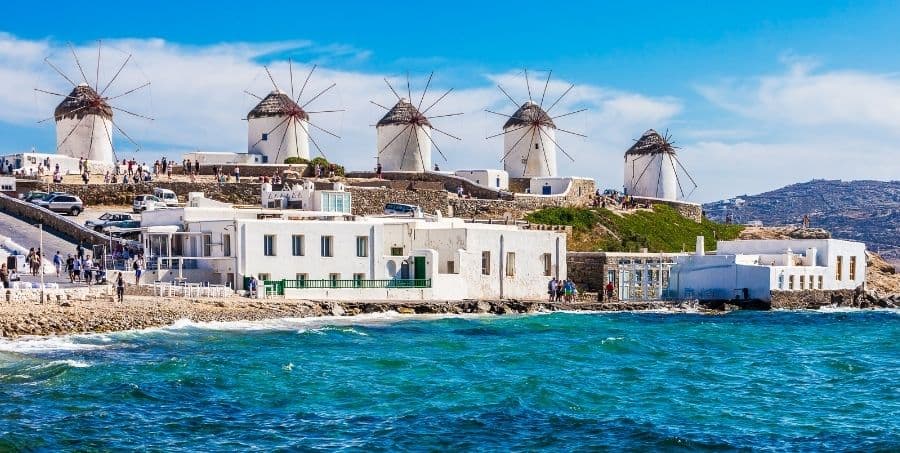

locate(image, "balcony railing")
[[263, 278, 431, 295]]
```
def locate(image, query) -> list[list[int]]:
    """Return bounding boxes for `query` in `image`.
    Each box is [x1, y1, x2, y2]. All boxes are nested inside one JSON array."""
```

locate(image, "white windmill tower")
[[372, 73, 462, 172], [486, 70, 585, 178], [623, 129, 697, 200], [245, 62, 342, 164], [37, 41, 152, 164]]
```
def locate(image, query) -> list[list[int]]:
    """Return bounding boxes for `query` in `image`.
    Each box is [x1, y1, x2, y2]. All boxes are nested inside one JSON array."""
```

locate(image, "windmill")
[[371, 72, 462, 172], [244, 60, 343, 164], [36, 41, 153, 164], [485, 69, 586, 178], [623, 129, 698, 200]]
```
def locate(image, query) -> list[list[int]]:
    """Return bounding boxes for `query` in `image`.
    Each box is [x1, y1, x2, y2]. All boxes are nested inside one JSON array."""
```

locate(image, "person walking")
[[72, 256, 81, 283], [83, 255, 93, 286], [76, 242, 84, 261], [52, 251, 62, 278], [66, 254, 75, 283], [248, 276, 258, 298], [375, 162, 382, 179], [116, 272, 125, 303], [605, 281, 615, 301], [548, 277, 558, 302]]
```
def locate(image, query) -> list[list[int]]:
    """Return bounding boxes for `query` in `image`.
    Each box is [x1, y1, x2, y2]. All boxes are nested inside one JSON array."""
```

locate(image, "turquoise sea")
[[1, 310, 898, 451]]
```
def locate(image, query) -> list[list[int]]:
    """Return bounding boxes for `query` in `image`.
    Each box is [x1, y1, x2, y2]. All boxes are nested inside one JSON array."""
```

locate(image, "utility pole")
[[38, 223, 44, 303]]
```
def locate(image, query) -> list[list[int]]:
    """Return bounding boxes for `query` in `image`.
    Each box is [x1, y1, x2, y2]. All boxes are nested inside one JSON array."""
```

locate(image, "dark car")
[[85, 213, 140, 232]]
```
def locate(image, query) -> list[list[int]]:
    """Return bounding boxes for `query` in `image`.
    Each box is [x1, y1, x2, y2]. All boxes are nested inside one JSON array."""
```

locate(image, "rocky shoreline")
[[0, 295, 703, 338], [1, 292, 897, 338]]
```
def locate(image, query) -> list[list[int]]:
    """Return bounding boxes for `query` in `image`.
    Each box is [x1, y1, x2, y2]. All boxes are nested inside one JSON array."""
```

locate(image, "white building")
[[376, 98, 432, 172], [55, 83, 114, 164], [260, 181, 351, 211], [502, 101, 557, 178], [454, 169, 509, 190], [247, 90, 310, 163], [137, 189, 566, 301], [0, 152, 91, 176], [669, 237, 867, 301], [623, 129, 678, 200], [182, 151, 264, 166]]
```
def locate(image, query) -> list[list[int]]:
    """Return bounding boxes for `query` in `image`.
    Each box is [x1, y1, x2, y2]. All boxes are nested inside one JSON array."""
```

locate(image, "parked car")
[[20, 190, 48, 202], [133, 194, 168, 213], [153, 188, 179, 207], [34, 193, 84, 216], [84, 213, 140, 232], [384, 203, 422, 216]]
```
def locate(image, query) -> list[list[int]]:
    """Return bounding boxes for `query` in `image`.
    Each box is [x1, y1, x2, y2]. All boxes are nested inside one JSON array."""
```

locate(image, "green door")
[[413, 256, 426, 280]]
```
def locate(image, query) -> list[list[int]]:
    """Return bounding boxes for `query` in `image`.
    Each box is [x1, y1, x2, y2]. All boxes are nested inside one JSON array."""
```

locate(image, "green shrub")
[[284, 157, 308, 165]]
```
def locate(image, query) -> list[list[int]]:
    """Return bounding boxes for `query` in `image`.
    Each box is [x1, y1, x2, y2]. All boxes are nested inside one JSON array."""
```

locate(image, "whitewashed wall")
[[248, 116, 309, 163], [454, 169, 509, 190], [376, 124, 432, 172], [623, 153, 678, 200], [56, 115, 114, 163], [502, 126, 557, 178]]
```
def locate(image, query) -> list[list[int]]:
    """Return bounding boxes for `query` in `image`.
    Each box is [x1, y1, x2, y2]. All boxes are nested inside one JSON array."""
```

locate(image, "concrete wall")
[[454, 170, 509, 190], [0, 192, 125, 249]]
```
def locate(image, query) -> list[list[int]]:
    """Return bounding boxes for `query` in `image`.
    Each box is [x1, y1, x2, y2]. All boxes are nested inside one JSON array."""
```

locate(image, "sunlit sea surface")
[[1, 310, 898, 451]]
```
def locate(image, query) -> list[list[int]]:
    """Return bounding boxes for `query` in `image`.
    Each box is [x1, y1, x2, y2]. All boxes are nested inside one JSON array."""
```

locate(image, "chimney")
[[695, 236, 705, 256], [806, 247, 818, 266]]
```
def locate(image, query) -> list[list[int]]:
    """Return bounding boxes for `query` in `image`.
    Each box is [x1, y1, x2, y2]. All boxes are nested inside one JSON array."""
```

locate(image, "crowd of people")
[[547, 277, 579, 302]]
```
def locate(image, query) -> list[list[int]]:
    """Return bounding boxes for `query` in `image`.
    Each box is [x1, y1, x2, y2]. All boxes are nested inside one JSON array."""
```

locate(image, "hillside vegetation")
[[527, 205, 744, 253]]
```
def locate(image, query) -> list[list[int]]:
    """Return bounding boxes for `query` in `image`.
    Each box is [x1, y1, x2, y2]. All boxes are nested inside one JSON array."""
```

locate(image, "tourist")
[[234, 166, 240, 182], [548, 277, 557, 302], [0, 263, 8, 289], [376, 162, 382, 179], [78, 157, 84, 174], [167, 165, 172, 180], [555, 280, 565, 302], [82, 170, 90, 185], [66, 254, 75, 283], [194, 160, 200, 175], [52, 251, 62, 278], [72, 256, 81, 282], [161, 157, 168, 175], [132, 258, 143, 285], [83, 255, 93, 286], [434, 163, 440, 171], [103, 171, 110, 184], [116, 272, 125, 303], [76, 243, 84, 260], [802, 214, 810, 229], [605, 281, 615, 301], [248, 276, 258, 298]]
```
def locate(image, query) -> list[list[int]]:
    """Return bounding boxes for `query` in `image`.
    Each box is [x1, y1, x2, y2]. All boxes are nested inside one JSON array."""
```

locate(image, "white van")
[[384, 203, 422, 216], [153, 188, 179, 207]]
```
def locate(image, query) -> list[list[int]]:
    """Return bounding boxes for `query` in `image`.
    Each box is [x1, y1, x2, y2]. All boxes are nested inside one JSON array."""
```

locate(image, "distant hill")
[[704, 180, 900, 263]]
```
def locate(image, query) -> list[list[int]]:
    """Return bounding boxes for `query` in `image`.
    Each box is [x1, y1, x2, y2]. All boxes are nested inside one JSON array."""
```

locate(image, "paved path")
[[0, 210, 78, 258]]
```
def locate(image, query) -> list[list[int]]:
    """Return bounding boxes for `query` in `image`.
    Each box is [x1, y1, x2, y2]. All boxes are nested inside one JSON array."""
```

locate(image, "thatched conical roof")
[[503, 101, 555, 129], [625, 129, 677, 156], [248, 90, 309, 120], [54, 83, 113, 121], [377, 98, 432, 127]]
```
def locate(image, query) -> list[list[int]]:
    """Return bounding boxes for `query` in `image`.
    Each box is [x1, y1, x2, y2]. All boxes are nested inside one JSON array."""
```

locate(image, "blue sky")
[[1, 1, 898, 201]]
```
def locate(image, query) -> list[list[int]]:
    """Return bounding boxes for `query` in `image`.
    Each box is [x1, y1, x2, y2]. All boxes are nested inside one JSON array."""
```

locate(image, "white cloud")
[[0, 33, 682, 191]]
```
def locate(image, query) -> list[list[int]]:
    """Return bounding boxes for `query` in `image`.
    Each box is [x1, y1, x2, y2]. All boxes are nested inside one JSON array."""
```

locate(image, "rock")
[[475, 300, 491, 313], [330, 303, 345, 317], [396, 306, 415, 314]]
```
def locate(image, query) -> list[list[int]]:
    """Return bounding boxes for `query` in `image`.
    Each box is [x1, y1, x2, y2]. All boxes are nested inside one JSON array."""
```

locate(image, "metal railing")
[[263, 278, 431, 295]]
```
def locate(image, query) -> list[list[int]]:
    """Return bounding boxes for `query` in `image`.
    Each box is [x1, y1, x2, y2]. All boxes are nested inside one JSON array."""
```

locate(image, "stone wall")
[[16, 181, 263, 206], [346, 171, 512, 200], [770, 288, 861, 309], [631, 196, 703, 223], [168, 163, 307, 177], [346, 186, 449, 216], [566, 252, 609, 292]]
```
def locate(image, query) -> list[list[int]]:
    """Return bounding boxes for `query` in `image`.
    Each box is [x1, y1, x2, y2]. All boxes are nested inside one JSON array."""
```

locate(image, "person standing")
[[605, 281, 615, 301], [116, 272, 125, 303], [66, 254, 75, 283], [234, 166, 240, 182], [547, 277, 557, 302], [248, 276, 258, 298], [0, 263, 8, 289], [194, 159, 200, 175], [132, 257, 143, 285], [376, 162, 382, 179], [83, 255, 93, 286], [72, 256, 81, 283], [76, 243, 84, 261]]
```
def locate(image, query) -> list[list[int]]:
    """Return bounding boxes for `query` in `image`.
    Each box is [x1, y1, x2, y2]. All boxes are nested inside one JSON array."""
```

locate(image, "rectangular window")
[[849, 256, 857, 280], [505, 252, 516, 277], [329, 273, 340, 287], [292, 235, 305, 256], [353, 273, 365, 287], [202, 234, 212, 257], [356, 236, 368, 257], [258, 273, 270, 281], [481, 251, 491, 275], [799, 275, 805, 290], [447, 261, 455, 274], [788, 275, 795, 290], [223, 233, 231, 257], [808, 277, 814, 289], [261, 133, 268, 141], [295, 273, 307, 282], [542, 253, 552, 277], [321, 236, 333, 257], [263, 235, 276, 256], [818, 276, 824, 289], [836, 256, 844, 281], [390, 247, 404, 256]]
